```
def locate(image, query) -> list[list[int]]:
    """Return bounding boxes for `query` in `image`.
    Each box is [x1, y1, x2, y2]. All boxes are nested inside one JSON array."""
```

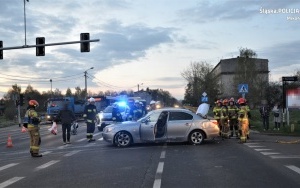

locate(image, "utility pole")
[[23, 0, 29, 46], [50, 79, 52, 97], [84, 67, 94, 98], [138, 83, 143, 92]]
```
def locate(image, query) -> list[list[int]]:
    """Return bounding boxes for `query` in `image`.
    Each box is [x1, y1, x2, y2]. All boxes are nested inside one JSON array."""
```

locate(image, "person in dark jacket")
[[55, 103, 76, 144], [259, 100, 270, 131], [112, 103, 123, 122]]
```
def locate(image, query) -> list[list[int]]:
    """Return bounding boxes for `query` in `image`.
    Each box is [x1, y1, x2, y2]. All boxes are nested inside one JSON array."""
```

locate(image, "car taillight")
[[212, 121, 218, 126]]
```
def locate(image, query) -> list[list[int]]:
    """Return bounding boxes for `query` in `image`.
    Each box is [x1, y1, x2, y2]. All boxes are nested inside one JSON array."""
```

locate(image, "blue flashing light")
[[117, 101, 127, 107]]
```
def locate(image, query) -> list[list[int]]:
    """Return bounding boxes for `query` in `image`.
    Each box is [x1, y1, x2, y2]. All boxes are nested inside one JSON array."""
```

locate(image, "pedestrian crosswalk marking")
[[286, 165, 300, 175], [0, 177, 24, 188], [260, 152, 281, 155], [0, 163, 19, 172], [35, 160, 60, 170], [64, 150, 81, 157]]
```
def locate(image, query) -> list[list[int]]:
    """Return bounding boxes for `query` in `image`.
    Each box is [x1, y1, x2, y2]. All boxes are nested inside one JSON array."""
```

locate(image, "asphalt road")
[[0, 123, 300, 188]]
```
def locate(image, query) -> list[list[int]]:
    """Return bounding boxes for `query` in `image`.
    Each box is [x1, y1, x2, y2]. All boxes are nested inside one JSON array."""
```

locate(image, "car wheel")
[[188, 130, 204, 145], [114, 131, 132, 147]]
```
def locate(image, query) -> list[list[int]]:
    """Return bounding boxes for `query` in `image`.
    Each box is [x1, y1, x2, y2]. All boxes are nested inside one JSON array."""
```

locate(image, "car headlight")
[[107, 127, 114, 132]]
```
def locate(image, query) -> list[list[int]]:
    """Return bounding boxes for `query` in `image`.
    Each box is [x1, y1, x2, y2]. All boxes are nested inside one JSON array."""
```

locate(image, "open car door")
[[140, 111, 161, 141]]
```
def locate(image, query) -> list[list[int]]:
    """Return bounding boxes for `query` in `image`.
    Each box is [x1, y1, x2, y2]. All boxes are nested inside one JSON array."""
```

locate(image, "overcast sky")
[[1, 0, 300, 100]]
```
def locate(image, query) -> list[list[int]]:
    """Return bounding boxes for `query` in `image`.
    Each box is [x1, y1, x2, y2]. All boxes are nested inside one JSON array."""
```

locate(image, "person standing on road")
[[83, 97, 97, 142], [213, 100, 222, 133], [272, 103, 282, 130], [112, 103, 123, 123], [55, 103, 76, 144], [259, 100, 270, 131], [237, 98, 249, 143], [23, 100, 42, 157], [228, 98, 239, 137]]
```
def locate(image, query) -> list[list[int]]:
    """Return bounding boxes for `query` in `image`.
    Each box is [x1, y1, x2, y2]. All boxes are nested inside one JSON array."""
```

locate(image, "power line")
[[87, 73, 136, 89]]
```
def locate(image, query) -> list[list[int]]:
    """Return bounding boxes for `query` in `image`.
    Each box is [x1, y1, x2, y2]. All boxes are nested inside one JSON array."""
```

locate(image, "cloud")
[[260, 40, 300, 69], [177, 0, 300, 23]]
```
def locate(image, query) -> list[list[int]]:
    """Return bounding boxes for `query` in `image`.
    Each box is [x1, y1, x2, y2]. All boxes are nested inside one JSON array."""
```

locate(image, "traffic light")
[[80, 33, 90, 52], [36, 37, 45, 56], [19, 94, 25, 106], [0, 41, 3, 60]]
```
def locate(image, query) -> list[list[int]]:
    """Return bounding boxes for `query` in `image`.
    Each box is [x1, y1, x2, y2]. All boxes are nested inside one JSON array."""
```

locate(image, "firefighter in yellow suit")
[[23, 100, 42, 157], [213, 100, 222, 133], [220, 99, 230, 138], [237, 98, 249, 143]]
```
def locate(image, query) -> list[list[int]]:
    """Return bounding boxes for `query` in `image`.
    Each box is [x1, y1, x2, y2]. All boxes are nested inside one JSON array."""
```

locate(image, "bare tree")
[[181, 62, 220, 106]]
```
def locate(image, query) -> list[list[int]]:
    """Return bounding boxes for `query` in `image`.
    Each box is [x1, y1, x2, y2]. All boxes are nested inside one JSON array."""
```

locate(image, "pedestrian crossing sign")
[[238, 84, 248, 93]]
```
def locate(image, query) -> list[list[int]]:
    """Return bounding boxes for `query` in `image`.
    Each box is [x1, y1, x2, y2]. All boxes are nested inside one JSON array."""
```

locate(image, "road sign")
[[201, 96, 208, 103], [238, 84, 248, 93], [202, 92, 207, 97], [282, 76, 298, 82]]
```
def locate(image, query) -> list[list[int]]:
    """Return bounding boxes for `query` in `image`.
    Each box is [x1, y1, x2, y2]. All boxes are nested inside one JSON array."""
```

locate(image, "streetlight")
[[84, 67, 94, 98]]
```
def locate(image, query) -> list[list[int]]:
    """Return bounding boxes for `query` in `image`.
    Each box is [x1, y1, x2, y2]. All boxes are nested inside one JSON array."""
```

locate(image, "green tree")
[[66, 88, 73, 97]]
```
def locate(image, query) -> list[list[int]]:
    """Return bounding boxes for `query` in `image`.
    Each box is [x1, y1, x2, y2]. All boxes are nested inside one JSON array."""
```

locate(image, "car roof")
[[153, 107, 194, 114]]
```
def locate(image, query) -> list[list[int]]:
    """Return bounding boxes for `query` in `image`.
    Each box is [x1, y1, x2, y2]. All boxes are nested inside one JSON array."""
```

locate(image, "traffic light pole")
[[0, 39, 99, 51]]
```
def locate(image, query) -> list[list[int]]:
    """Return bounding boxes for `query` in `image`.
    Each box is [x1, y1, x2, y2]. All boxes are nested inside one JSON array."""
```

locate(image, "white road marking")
[[41, 151, 52, 156], [0, 163, 19, 172], [153, 162, 164, 188], [254, 149, 272, 151], [261, 152, 281, 155], [76, 138, 87, 142], [153, 179, 161, 188], [286, 165, 300, 175], [35, 160, 60, 170], [271, 155, 300, 159], [0, 177, 24, 188], [64, 150, 81, 157], [84, 143, 96, 147], [244, 143, 260, 145], [57, 145, 68, 149], [160, 151, 166, 159], [247, 145, 266, 148], [156, 162, 164, 174]]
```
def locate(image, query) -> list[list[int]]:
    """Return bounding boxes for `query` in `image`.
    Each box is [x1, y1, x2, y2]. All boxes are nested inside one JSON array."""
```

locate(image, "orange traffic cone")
[[21, 126, 27, 133], [7, 135, 13, 147]]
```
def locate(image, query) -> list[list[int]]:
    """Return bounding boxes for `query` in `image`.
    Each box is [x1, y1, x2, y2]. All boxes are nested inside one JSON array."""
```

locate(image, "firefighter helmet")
[[89, 97, 95, 103], [28, 100, 39, 107], [237, 98, 246, 105], [223, 99, 229, 105]]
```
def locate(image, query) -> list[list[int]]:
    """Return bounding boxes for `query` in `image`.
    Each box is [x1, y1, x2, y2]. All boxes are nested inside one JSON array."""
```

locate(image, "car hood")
[[106, 121, 140, 129], [196, 103, 209, 116]]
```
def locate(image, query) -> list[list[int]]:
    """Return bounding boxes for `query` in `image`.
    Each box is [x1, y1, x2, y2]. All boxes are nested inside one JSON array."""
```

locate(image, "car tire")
[[188, 130, 205, 145], [114, 131, 132, 147]]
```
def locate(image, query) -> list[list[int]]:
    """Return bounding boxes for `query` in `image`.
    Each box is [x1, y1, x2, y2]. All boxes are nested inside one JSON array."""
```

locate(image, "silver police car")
[[102, 103, 219, 147]]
